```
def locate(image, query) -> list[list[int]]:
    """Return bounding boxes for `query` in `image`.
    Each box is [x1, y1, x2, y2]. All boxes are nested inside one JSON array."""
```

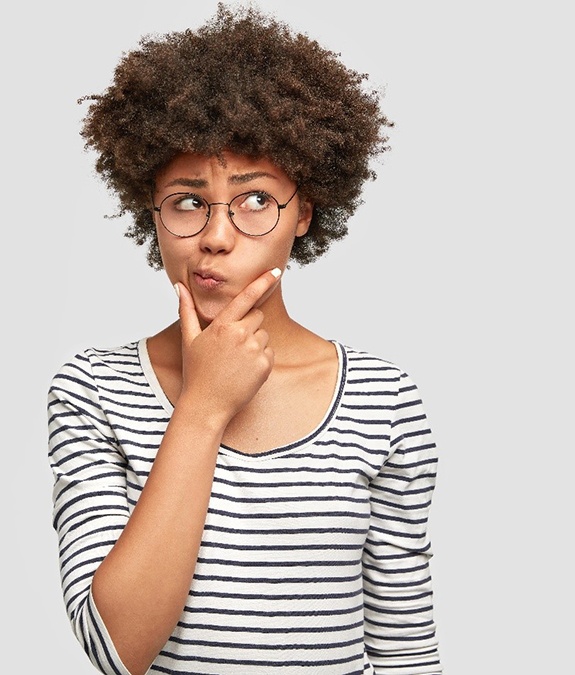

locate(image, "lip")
[[193, 269, 226, 290]]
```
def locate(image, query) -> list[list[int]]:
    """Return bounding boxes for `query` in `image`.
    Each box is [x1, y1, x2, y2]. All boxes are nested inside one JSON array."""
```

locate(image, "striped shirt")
[[48, 339, 442, 674]]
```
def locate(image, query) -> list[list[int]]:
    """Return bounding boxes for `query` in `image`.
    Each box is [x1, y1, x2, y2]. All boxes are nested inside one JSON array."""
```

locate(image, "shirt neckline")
[[138, 337, 347, 459], [138, 337, 174, 414]]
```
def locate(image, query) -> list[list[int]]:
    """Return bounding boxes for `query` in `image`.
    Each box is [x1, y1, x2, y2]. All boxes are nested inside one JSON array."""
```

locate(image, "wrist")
[[172, 390, 232, 436]]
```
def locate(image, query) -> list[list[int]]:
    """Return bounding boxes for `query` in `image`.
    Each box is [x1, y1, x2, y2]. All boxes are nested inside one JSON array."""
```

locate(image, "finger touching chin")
[[253, 277, 282, 309]]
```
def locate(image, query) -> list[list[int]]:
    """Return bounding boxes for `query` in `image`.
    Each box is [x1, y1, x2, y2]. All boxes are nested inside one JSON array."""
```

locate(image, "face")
[[153, 151, 312, 327]]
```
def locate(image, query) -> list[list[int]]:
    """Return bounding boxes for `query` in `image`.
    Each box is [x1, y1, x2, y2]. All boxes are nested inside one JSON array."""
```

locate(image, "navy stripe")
[[48, 341, 441, 674]]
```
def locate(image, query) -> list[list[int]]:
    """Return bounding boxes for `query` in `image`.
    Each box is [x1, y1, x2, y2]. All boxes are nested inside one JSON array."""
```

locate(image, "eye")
[[172, 194, 206, 211], [237, 192, 273, 212]]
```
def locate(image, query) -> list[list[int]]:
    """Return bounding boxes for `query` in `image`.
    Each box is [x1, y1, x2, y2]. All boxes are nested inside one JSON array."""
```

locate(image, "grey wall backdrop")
[[3, 1, 572, 672]]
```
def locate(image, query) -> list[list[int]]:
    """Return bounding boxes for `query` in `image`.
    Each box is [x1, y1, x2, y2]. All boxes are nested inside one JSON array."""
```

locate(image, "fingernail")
[[173, 283, 180, 298], [270, 267, 282, 278]]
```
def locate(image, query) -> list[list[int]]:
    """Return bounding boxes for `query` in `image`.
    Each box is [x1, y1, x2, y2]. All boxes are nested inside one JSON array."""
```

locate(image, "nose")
[[198, 202, 236, 254]]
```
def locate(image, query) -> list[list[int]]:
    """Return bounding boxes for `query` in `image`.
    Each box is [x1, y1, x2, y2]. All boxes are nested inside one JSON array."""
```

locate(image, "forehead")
[[155, 151, 290, 190]]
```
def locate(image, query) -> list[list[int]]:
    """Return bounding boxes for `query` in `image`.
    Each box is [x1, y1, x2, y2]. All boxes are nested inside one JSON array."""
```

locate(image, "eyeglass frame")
[[152, 186, 299, 238]]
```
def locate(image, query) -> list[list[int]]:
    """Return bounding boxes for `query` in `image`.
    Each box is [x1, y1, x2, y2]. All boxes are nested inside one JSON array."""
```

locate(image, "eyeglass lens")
[[159, 191, 281, 237]]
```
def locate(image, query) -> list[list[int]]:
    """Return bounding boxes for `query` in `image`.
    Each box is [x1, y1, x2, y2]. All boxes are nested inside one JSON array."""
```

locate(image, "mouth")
[[193, 269, 226, 290]]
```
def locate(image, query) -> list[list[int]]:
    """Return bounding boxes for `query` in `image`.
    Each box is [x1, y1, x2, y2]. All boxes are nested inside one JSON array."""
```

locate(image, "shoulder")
[[51, 339, 142, 379], [339, 342, 404, 378], [337, 342, 424, 402], [48, 340, 144, 401]]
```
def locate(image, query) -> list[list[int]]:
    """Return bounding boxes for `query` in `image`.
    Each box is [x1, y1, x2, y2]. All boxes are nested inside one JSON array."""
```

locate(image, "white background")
[[2, 1, 573, 672]]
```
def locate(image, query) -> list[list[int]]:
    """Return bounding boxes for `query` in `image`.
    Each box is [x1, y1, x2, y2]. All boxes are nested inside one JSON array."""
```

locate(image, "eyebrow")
[[228, 171, 278, 185], [164, 177, 207, 189], [163, 171, 278, 190]]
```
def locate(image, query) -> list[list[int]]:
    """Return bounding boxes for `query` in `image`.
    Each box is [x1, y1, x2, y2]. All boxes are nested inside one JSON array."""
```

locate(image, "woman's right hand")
[[174, 267, 281, 424]]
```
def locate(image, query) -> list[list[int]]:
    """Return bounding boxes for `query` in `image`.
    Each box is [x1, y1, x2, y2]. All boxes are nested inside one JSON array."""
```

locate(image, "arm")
[[50, 269, 281, 675], [49, 358, 133, 675], [363, 370, 442, 674]]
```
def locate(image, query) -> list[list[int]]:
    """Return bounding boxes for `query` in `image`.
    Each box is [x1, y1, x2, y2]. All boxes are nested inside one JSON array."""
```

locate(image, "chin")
[[193, 299, 225, 328]]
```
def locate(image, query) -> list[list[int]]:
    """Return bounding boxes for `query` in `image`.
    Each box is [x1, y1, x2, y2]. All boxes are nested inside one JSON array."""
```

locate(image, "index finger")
[[175, 282, 203, 341], [219, 267, 282, 322]]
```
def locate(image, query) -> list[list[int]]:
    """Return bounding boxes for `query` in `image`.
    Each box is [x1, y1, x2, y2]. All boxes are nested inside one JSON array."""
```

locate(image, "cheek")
[[266, 228, 298, 262], [229, 231, 295, 277], [157, 236, 194, 282]]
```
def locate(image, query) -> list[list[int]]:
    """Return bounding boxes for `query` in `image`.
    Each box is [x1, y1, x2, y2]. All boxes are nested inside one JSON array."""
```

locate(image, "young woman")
[[48, 5, 442, 674]]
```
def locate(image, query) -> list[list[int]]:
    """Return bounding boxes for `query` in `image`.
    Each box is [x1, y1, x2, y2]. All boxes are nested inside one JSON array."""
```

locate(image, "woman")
[[48, 5, 442, 674]]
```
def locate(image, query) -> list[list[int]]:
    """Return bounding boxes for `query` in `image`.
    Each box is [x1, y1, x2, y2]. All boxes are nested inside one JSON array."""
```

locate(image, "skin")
[[92, 151, 340, 674], [154, 152, 309, 329]]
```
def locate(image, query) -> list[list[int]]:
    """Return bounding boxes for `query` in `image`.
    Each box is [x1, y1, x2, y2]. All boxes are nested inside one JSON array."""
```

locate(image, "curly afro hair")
[[79, 2, 393, 269]]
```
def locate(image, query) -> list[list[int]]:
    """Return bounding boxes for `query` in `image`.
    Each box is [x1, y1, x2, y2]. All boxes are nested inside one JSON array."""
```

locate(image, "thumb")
[[174, 282, 202, 341]]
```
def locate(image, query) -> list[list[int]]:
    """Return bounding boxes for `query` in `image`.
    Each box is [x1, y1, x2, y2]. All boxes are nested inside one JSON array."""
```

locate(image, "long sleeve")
[[48, 352, 132, 675], [362, 370, 442, 674]]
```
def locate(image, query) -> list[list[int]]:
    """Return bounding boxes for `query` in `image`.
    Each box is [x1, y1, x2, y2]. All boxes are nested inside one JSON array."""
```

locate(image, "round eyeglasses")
[[153, 187, 299, 238]]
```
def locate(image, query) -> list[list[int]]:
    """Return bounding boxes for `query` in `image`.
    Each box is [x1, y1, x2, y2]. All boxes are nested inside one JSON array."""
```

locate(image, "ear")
[[295, 198, 314, 237]]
